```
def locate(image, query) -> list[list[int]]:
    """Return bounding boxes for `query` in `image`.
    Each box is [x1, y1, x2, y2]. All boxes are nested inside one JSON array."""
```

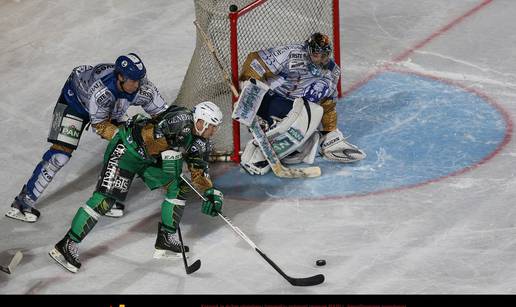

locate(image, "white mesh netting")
[[174, 0, 337, 158]]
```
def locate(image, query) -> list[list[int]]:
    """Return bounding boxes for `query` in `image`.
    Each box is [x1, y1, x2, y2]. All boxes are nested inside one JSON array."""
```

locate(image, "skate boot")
[[105, 202, 125, 218], [5, 185, 40, 223], [153, 223, 189, 259], [49, 235, 81, 273]]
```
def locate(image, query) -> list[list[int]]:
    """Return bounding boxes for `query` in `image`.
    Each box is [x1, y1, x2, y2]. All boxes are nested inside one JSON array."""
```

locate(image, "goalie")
[[238, 32, 366, 175]]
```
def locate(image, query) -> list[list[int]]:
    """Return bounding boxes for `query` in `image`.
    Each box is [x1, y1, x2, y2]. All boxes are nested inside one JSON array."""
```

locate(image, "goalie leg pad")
[[266, 98, 323, 159], [240, 98, 323, 175], [240, 139, 271, 175], [319, 129, 366, 163], [282, 132, 320, 165]]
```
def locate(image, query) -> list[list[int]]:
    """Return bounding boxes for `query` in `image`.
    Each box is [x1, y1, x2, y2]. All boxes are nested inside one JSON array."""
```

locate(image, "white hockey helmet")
[[193, 101, 223, 135]]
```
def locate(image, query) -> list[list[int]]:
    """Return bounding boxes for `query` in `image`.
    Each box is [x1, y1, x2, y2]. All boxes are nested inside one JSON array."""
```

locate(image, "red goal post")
[[174, 0, 341, 162]]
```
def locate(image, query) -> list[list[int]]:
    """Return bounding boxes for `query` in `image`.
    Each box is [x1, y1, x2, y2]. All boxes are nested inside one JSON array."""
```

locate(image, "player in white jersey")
[[238, 33, 366, 175], [6, 53, 168, 222]]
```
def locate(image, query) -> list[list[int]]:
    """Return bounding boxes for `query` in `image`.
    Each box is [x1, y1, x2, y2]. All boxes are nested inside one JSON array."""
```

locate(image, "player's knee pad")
[[86, 191, 116, 216], [319, 129, 366, 163], [25, 148, 71, 201]]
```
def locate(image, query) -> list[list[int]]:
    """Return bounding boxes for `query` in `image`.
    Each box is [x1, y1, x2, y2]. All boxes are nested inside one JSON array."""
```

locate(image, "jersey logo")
[[94, 88, 112, 107], [303, 80, 330, 103], [289, 61, 306, 70], [288, 52, 307, 71]]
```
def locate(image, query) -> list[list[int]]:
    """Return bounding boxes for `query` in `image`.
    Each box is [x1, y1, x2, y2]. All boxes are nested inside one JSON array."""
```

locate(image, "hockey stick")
[[180, 173, 324, 286], [193, 21, 321, 178], [177, 226, 201, 274], [0, 250, 23, 275]]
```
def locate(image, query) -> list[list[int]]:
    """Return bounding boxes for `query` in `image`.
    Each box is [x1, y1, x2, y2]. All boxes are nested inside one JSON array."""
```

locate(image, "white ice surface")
[[2, 0, 516, 294]]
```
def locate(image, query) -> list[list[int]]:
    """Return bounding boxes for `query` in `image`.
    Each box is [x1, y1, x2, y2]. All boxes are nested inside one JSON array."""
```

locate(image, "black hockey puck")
[[229, 4, 238, 12], [316, 259, 326, 266]]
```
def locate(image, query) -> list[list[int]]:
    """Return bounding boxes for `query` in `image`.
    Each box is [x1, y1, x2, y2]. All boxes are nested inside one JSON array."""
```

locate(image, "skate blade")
[[105, 209, 123, 218], [49, 248, 78, 273], [5, 208, 37, 223], [153, 249, 186, 259]]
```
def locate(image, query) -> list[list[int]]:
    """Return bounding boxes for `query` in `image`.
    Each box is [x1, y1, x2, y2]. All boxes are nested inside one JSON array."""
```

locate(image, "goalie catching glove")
[[201, 188, 223, 217], [319, 129, 366, 163]]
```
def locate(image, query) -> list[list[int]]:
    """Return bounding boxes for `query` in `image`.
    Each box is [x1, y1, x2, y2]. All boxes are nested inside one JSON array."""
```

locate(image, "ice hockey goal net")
[[174, 0, 341, 162]]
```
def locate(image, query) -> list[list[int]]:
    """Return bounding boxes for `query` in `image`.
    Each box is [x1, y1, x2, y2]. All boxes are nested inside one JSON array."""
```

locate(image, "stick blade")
[[288, 273, 325, 287], [186, 259, 201, 275], [273, 164, 321, 178], [0, 251, 23, 274]]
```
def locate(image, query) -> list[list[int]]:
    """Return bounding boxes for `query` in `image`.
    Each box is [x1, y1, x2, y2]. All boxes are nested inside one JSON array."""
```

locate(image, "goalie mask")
[[305, 32, 332, 76], [154, 106, 194, 150], [193, 101, 223, 135]]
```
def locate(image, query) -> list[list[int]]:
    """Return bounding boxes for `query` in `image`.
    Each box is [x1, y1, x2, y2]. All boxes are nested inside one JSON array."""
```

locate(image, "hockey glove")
[[201, 188, 223, 217]]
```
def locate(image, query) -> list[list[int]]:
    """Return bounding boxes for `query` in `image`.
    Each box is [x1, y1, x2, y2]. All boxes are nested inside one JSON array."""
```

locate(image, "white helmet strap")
[[195, 119, 210, 136]]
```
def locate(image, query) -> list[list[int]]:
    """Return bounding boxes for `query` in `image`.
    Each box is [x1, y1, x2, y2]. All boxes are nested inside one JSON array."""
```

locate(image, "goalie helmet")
[[154, 106, 194, 149], [115, 53, 146, 81], [305, 33, 332, 76], [305, 32, 332, 56], [193, 101, 223, 135]]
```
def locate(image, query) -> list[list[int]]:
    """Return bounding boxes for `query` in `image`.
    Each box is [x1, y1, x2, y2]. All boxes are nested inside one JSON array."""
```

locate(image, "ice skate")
[[105, 202, 125, 218], [153, 223, 189, 259], [5, 185, 40, 223], [49, 235, 81, 273]]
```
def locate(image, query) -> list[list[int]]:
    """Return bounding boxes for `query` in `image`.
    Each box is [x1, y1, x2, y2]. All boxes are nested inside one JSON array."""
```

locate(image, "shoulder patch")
[[94, 88, 114, 107], [250, 59, 266, 77], [189, 137, 207, 154], [93, 64, 115, 76]]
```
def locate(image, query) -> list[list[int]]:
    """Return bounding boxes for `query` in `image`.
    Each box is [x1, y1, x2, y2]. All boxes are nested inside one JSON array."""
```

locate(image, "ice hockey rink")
[[2, 0, 516, 296]]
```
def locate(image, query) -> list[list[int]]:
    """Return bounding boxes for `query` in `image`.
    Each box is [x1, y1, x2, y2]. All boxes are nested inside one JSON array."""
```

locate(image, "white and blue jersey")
[[61, 64, 167, 124], [257, 44, 340, 104]]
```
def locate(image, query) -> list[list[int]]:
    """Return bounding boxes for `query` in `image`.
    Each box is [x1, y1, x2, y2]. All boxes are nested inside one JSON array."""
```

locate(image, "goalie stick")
[[177, 226, 201, 274], [0, 250, 23, 275], [180, 173, 324, 287], [193, 20, 321, 179]]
